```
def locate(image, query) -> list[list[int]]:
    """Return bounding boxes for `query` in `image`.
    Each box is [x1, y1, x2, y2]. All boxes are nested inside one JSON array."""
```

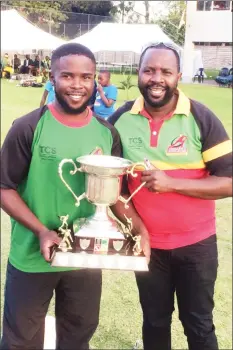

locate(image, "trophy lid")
[[76, 155, 133, 169]]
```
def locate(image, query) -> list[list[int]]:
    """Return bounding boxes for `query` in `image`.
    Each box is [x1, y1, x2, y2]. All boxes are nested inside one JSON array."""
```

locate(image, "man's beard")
[[54, 88, 89, 115], [138, 82, 176, 108]]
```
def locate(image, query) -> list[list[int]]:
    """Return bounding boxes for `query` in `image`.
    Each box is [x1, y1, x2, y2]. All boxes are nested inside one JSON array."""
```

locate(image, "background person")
[[39, 73, 55, 107], [94, 70, 118, 120], [20, 54, 34, 74], [12, 54, 21, 73]]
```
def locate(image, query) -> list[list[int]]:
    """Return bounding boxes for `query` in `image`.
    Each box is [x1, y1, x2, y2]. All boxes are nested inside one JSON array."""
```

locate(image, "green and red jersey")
[[109, 89, 232, 249], [1, 105, 122, 272]]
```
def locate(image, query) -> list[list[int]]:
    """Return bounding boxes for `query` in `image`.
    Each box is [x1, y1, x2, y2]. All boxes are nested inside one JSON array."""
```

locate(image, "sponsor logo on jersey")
[[166, 135, 188, 155]]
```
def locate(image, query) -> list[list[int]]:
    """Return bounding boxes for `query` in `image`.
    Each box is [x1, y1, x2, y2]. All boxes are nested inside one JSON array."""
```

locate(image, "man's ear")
[[50, 72, 55, 85], [136, 67, 139, 75], [178, 72, 182, 81]]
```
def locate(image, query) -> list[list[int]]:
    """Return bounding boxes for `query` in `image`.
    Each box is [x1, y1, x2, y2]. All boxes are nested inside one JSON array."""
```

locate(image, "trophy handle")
[[119, 162, 149, 209], [58, 159, 86, 207], [126, 162, 147, 178]]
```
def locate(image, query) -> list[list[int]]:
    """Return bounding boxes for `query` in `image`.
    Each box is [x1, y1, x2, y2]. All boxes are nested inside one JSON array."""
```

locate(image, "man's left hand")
[[141, 168, 175, 193]]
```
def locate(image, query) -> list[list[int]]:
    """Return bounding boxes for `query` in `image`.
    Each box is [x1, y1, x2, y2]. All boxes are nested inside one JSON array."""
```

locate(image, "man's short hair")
[[51, 43, 96, 67], [139, 42, 181, 72]]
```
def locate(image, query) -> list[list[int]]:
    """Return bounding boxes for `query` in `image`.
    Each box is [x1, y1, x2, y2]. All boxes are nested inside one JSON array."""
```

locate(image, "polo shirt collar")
[[130, 88, 190, 117]]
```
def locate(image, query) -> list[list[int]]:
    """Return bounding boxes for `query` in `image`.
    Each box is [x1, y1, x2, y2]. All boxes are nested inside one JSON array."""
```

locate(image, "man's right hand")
[[38, 229, 62, 262]]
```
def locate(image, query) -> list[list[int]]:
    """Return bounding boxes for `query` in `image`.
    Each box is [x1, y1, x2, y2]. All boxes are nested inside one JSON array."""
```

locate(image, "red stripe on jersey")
[[128, 169, 216, 249]]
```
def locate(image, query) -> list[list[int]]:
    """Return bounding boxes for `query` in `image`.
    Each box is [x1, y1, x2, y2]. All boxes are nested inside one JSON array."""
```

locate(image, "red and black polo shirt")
[[109, 89, 232, 249]]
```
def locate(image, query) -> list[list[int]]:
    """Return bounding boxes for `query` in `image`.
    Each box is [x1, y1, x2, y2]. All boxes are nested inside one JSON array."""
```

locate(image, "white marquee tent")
[[69, 22, 204, 76], [1, 9, 64, 52], [69, 22, 181, 54]]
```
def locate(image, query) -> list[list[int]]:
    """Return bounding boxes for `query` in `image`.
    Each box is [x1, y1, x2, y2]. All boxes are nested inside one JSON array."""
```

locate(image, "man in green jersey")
[[0, 43, 122, 350]]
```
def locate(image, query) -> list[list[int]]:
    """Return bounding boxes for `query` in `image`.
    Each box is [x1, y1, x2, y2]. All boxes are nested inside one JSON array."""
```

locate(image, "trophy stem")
[[92, 205, 110, 222], [74, 204, 124, 239]]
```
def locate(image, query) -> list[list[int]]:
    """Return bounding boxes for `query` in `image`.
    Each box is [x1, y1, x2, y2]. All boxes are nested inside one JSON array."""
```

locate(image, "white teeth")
[[69, 95, 82, 101], [150, 88, 164, 97]]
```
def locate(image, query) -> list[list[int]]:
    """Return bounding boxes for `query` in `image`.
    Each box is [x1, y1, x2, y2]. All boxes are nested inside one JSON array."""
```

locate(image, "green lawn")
[[1, 77, 232, 349]]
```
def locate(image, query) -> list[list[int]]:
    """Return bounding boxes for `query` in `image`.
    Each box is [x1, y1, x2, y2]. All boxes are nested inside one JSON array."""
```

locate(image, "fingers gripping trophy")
[[51, 151, 149, 271]]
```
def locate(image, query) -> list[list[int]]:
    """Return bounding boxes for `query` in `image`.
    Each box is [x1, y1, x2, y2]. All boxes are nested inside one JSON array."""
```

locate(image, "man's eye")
[[84, 76, 91, 80]]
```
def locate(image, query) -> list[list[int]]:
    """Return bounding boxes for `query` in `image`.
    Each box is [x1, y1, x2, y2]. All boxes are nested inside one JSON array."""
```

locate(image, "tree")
[[2, 1, 67, 34], [61, 1, 114, 17], [118, 75, 136, 100], [59, 1, 114, 38], [2, 1, 115, 38], [154, 1, 186, 46], [112, 1, 135, 23], [144, 1, 150, 24]]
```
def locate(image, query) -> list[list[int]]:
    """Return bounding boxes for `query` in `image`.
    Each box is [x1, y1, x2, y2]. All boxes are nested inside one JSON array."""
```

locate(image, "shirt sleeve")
[[107, 85, 118, 101], [1, 108, 46, 189], [1, 121, 33, 190], [191, 100, 232, 177]]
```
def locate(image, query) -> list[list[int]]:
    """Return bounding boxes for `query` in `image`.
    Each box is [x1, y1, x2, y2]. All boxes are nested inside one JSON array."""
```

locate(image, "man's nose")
[[71, 77, 82, 88], [150, 71, 164, 84]]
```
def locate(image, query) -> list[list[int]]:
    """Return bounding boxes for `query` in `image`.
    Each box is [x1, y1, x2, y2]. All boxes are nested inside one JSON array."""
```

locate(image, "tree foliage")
[[118, 75, 136, 100], [2, 1, 67, 31], [154, 1, 186, 46], [1, 1, 115, 37], [61, 1, 113, 17], [112, 1, 135, 23]]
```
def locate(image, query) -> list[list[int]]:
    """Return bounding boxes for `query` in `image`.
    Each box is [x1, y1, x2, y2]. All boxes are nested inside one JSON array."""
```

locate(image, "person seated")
[[41, 56, 51, 79], [31, 55, 41, 76], [12, 54, 21, 73], [20, 55, 34, 74], [93, 70, 118, 120], [1, 53, 14, 79], [1, 53, 10, 69]]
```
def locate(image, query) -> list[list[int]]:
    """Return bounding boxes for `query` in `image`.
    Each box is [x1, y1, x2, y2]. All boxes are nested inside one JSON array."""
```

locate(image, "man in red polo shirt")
[[109, 42, 232, 350]]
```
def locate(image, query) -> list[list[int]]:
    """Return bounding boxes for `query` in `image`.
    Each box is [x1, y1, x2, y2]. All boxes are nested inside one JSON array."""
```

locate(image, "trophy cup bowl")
[[51, 155, 149, 271]]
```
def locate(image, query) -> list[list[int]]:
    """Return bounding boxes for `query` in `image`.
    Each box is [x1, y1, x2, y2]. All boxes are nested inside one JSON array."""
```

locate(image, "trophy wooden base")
[[51, 251, 148, 271], [50, 235, 148, 271]]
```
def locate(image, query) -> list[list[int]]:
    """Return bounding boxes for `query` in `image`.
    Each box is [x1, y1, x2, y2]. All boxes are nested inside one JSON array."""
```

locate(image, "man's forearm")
[[110, 195, 148, 236], [171, 176, 232, 199], [1, 189, 48, 236]]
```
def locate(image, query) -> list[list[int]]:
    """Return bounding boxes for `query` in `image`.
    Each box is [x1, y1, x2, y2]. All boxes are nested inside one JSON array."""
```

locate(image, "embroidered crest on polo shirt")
[[166, 135, 188, 155]]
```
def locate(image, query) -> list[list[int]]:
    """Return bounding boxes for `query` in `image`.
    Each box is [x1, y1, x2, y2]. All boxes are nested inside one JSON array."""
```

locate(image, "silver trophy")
[[51, 154, 149, 271]]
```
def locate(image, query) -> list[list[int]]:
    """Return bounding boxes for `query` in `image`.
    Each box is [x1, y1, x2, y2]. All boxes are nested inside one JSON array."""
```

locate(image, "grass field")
[[1, 77, 232, 349]]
